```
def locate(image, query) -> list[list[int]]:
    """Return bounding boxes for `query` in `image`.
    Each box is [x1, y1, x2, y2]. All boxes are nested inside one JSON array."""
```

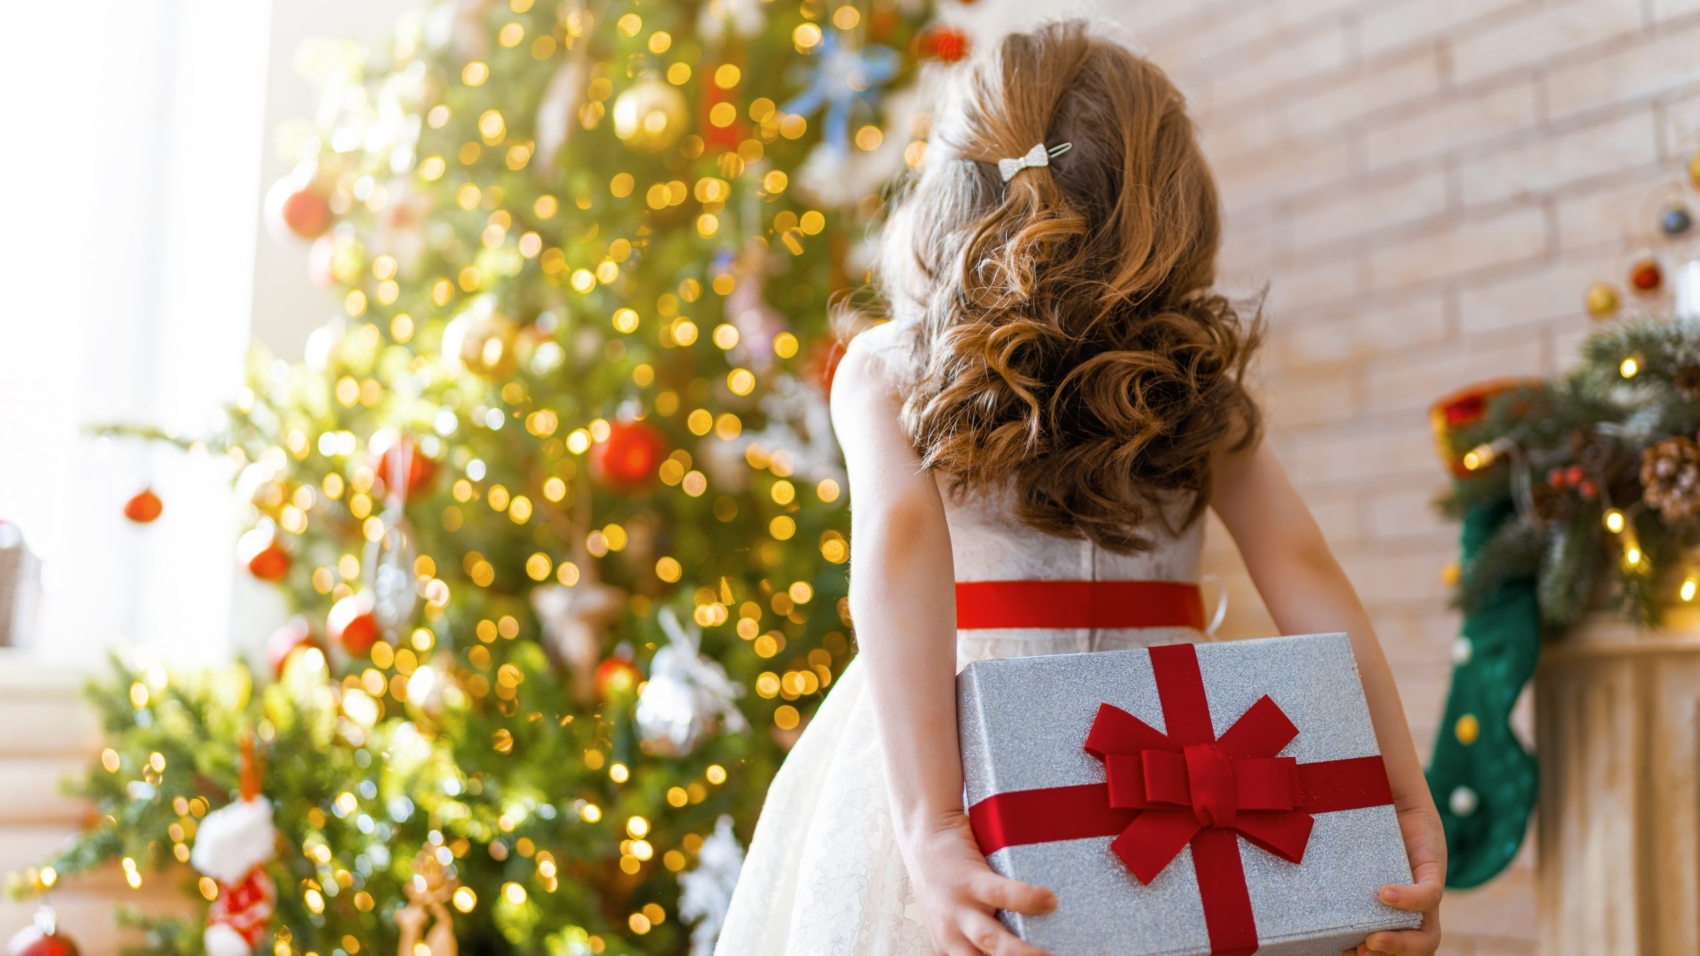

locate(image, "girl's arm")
[[831, 333, 1056, 956], [1210, 438, 1445, 956]]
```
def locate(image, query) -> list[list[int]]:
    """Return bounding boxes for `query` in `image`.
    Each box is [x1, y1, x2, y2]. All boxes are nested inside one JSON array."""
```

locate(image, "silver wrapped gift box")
[[957, 633, 1422, 956]]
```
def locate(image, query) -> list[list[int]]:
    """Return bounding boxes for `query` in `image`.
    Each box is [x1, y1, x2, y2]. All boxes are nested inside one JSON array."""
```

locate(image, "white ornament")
[[710, 373, 846, 490], [697, 0, 766, 40], [203, 922, 254, 956], [1677, 259, 1700, 321], [678, 815, 745, 956], [191, 798, 278, 884], [534, 55, 590, 171], [636, 609, 750, 752], [532, 575, 625, 703], [1449, 785, 1479, 817], [1451, 637, 1474, 665]]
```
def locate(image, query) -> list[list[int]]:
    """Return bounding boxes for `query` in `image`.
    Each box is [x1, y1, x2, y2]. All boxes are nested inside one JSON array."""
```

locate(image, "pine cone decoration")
[[1641, 436, 1700, 521], [1676, 364, 1700, 400]]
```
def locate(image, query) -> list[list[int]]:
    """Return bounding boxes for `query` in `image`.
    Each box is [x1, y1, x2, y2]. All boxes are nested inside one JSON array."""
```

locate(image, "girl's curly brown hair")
[[871, 20, 1262, 553]]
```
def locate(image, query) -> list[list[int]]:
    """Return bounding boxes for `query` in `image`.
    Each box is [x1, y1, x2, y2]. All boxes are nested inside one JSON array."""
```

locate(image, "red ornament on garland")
[[123, 488, 163, 523], [1630, 257, 1663, 293], [236, 524, 290, 582], [915, 25, 971, 63], [264, 616, 322, 677], [327, 592, 379, 657], [6, 905, 79, 956], [591, 420, 666, 490], [264, 177, 333, 241], [595, 654, 643, 700]]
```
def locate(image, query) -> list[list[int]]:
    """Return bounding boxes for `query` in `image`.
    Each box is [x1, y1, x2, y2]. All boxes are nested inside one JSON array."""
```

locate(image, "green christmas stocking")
[[1425, 500, 1541, 889]]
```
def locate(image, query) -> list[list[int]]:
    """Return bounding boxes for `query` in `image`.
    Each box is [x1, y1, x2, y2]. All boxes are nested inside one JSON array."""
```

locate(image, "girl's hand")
[[1347, 803, 1446, 956], [905, 813, 1058, 956]]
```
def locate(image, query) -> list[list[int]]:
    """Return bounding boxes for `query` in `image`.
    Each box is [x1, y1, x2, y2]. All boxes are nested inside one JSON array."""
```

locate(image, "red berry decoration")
[[265, 615, 322, 676], [1547, 468, 1566, 487], [236, 524, 290, 582], [591, 420, 666, 490], [915, 25, 971, 63], [264, 176, 333, 241], [595, 655, 643, 700], [1565, 466, 1585, 487], [7, 906, 80, 956], [327, 592, 379, 657], [1630, 257, 1663, 293], [123, 488, 163, 523], [1578, 480, 1598, 500]]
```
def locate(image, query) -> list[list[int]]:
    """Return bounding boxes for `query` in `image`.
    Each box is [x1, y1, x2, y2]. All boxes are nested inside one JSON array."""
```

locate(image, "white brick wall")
[[1101, 0, 1700, 951]]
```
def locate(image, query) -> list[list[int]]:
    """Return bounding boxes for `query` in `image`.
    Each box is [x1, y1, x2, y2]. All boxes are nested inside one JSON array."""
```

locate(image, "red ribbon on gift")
[[967, 643, 1395, 956]]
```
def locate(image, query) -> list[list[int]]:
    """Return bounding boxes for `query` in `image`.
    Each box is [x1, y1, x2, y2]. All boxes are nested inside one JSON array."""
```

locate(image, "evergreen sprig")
[[1444, 316, 1700, 631]]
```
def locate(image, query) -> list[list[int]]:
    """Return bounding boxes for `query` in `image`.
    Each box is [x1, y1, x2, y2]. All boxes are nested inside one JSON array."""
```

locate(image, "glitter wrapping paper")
[[957, 633, 1422, 956]]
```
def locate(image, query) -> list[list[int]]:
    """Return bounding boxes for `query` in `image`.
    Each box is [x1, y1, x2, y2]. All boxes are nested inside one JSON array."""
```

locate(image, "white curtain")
[[0, 0, 273, 665]]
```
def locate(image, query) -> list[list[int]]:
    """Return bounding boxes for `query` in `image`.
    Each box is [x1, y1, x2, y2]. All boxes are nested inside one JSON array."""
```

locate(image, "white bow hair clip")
[[997, 141, 1072, 182]]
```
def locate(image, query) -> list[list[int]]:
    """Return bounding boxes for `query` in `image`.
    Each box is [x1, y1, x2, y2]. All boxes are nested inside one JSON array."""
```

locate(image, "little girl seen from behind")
[[714, 20, 1444, 956]]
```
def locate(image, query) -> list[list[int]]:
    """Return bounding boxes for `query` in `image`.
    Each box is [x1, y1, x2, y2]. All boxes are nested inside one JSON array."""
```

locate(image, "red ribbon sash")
[[967, 643, 1394, 956], [956, 580, 1206, 631]]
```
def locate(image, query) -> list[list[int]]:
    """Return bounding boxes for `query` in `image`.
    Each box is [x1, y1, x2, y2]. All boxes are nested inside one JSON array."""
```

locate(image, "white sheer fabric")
[[714, 479, 1206, 955]]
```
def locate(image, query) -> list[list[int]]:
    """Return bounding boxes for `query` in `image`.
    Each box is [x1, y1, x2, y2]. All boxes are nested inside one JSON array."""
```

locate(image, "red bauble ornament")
[[867, 9, 901, 41], [264, 177, 333, 241], [591, 421, 666, 490], [328, 592, 379, 657], [236, 525, 290, 582], [368, 433, 437, 501], [265, 615, 322, 676], [123, 488, 163, 523], [808, 338, 847, 396], [915, 25, 971, 63], [7, 906, 80, 956], [1630, 257, 1663, 293], [595, 655, 643, 699]]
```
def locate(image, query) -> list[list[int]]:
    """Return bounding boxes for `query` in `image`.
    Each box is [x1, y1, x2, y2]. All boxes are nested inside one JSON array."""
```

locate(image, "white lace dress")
[[714, 481, 1208, 956]]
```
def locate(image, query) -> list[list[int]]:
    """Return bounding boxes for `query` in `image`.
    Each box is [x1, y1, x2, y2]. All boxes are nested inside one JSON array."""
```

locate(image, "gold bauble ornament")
[[441, 296, 519, 378], [612, 77, 690, 154], [1584, 282, 1620, 320]]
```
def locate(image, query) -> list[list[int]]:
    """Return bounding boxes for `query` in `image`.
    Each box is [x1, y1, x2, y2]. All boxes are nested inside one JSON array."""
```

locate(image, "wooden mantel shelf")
[[1536, 612, 1700, 956]]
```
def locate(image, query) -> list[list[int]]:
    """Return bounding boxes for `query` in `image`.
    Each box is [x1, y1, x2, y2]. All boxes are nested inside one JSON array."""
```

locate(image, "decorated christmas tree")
[[6, 1, 973, 953]]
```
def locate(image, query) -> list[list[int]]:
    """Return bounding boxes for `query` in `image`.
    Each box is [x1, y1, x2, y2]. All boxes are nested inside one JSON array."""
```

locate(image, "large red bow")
[[967, 643, 1394, 956]]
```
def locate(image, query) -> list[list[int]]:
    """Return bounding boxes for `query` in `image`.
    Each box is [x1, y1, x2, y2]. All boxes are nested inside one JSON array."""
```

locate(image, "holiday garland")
[[6, 1, 971, 954], [1438, 316, 1700, 629], [1424, 156, 1700, 888]]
